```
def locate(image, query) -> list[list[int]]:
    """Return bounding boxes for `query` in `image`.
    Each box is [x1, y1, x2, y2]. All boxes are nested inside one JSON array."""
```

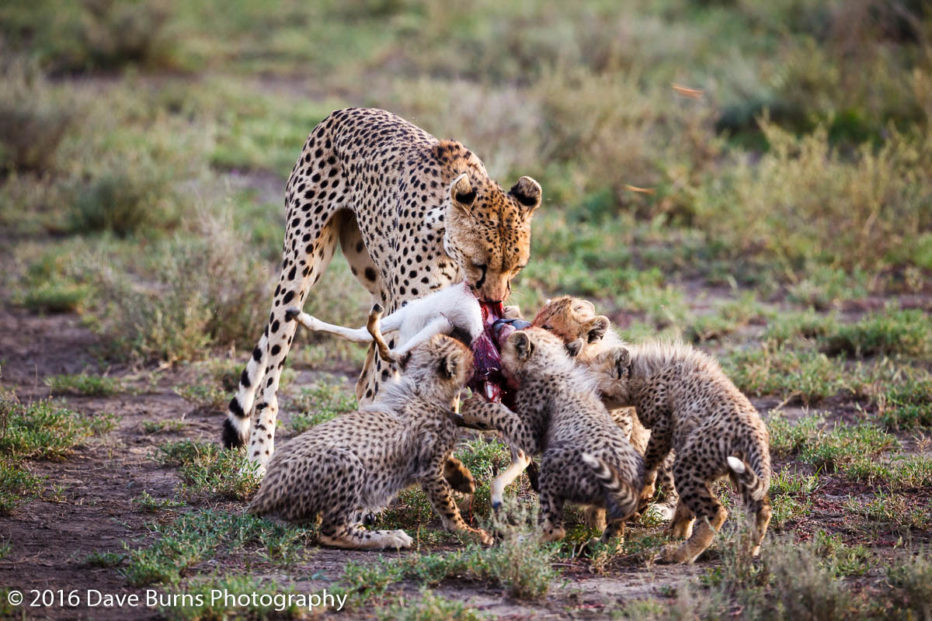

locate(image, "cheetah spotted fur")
[[460, 328, 645, 543], [248, 333, 492, 549], [224, 108, 542, 476], [533, 296, 679, 518], [559, 303, 772, 563]]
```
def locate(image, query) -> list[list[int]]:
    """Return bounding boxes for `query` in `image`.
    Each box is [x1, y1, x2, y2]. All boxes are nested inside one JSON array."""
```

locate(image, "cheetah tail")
[[224, 332, 270, 448], [580, 452, 639, 522], [727, 456, 768, 502]]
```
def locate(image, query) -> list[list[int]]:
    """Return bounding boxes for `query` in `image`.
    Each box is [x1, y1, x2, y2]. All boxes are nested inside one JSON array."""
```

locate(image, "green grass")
[[84, 551, 125, 569], [821, 309, 932, 359], [122, 510, 313, 587], [377, 587, 483, 621], [341, 535, 557, 607], [886, 549, 932, 621], [157, 440, 260, 501], [46, 373, 122, 396], [877, 371, 932, 431], [133, 491, 185, 513], [288, 378, 357, 433], [845, 492, 931, 533], [723, 344, 844, 404], [0, 393, 117, 461], [800, 423, 898, 472], [0, 461, 44, 516], [173, 382, 227, 411]]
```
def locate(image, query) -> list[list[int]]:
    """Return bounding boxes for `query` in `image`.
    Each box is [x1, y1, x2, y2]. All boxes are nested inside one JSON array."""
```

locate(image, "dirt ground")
[[2, 292, 929, 620]]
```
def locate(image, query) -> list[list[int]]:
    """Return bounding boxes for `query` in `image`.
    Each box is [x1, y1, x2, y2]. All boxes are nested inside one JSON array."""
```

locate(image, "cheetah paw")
[[656, 543, 693, 564], [381, 530, 413, 550]]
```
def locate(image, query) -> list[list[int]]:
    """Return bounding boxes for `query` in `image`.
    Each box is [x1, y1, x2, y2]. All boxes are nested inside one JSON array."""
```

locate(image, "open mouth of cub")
[[467, 300, 531, 402]]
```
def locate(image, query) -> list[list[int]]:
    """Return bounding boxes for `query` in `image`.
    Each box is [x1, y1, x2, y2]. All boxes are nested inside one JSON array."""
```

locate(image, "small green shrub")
[[89, 220, 272, 363], [886, 549, 932, 621], [693, 123, 932, 279], [0, 461, 44, 516], [46, 373, 121, 396], [822, 309, 932, 359], [157, 440, 260, 500], [67, 167, 181, 236], [0, 0, 178, 74], [0, 59, 73, 173], [0, 392, 116, 461]]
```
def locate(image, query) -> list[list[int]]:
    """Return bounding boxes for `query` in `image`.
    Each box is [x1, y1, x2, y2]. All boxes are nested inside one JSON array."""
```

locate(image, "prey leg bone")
[[367, 303, 397, 363]]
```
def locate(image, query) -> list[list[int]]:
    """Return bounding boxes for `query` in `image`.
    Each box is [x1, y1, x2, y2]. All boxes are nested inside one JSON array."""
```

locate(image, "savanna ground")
[[0, 0, 930, 619]]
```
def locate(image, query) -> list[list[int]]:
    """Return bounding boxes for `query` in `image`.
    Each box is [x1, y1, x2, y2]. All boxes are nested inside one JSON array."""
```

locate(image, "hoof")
[[284, 307, 301, 322]]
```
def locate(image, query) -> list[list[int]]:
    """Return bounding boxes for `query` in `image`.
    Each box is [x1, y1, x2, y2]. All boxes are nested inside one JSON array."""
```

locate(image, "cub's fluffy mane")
[[626, 340, 723, 379], [359, 375, 454, 418]]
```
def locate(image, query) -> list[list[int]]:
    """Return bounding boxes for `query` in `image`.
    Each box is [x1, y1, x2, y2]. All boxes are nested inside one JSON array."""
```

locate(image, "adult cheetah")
[[249, 330, 491, 549], [224, 108, 542, 474]]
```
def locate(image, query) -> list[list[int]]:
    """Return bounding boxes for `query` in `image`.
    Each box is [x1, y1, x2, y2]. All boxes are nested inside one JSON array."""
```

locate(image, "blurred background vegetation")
[[0, 0, 929, 364]]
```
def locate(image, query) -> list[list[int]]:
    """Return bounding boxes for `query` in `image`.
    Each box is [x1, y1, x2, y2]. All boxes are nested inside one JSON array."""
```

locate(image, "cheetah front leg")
[[422, 469, 492, 545]]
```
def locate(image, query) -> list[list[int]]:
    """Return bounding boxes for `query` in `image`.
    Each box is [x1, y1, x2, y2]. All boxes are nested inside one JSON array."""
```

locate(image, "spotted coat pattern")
[[248, 334, 492, 550], [580, 332, 772, 563], [532, 297, 679, 515], [224, 108, 542, 474], [461, 328, 645, 543]]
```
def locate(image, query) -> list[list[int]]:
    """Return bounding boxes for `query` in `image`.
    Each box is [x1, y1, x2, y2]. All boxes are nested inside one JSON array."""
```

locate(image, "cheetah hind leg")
[[318, 523, 413, 550], [661, 492, 726, 564]]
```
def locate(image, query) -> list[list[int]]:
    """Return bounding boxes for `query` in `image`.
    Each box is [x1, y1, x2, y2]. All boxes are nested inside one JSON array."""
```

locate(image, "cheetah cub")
[[248, 332, 492, 550], [532, 296, 679, 517], [544, 301, 772, 563], [461, 327, 645, 543]]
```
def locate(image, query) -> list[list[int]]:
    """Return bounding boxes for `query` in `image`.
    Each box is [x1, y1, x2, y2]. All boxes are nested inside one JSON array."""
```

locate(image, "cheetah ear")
[[451, 173, 476, 213], [438, 351, 459, 380], [511, 331, 533, 361], [565, 338, 584, 358], [586, 316, 610, 344], [509, 176, 541, 211], [612, 347, 631, 378]]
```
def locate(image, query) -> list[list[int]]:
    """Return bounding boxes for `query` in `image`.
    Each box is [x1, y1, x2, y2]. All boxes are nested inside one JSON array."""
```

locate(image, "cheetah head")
[[443, 172, 542, 305], [498, 327, 575, 384], [588, 346, 633, 405], [532, 296, 611, 352], [402, 333, 474, 405]]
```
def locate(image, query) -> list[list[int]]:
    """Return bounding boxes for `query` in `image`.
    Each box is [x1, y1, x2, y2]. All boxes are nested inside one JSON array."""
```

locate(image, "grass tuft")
[[157, 440, 260, 501]]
